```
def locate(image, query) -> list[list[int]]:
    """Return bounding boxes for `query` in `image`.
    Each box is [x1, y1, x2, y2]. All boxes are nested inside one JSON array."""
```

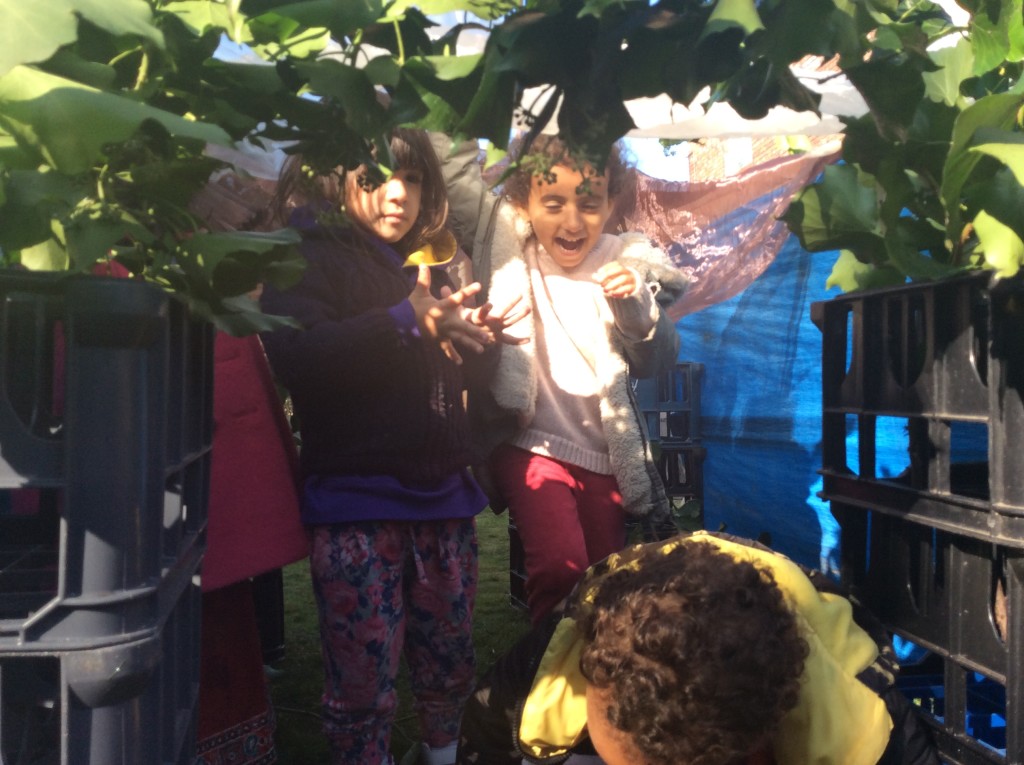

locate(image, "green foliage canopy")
[[782, 0, 1024, 290], [2, 0, 1019, 330]]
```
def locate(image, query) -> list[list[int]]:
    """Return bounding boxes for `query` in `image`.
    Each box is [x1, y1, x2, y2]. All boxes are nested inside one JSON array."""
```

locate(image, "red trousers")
[[490, 445, 627, 623]]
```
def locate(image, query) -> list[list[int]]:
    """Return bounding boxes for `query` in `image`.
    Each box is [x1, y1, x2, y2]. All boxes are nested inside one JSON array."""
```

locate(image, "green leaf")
[[415, 53, 484, 82], [180, 228, 302, 280], [941, 92, 1024, 239], [293, 59, 387, 136], [456, 67, 519, 148], [0, 0, 163, 77], [701, 0, 764, 40], [825, 250, 907, 292], [364, 55, 403, 88], [19, 238, 69, 271], [249, 0, 383, 42], [0, 168, 83, 250], [883, 226, 958, 278], [164, 0, 239, 37], [781, 163, 883, 253], [176, 290, 302, 337], [968, 0, 1024, 73], [383, 0, 515, 21], [973, 208, 1024, 277], [0, 65, 231, 174], [970, 126, 1024, 186], [924, 37, 975, 107], [845, 54, 928, 141], [65, 215, 149, 272]]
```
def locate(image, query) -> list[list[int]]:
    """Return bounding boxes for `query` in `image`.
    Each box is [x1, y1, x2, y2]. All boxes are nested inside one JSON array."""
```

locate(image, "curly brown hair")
[[501, 134, 634, 208], [578, 541, 809, 765], [269, 127, 448, 253]]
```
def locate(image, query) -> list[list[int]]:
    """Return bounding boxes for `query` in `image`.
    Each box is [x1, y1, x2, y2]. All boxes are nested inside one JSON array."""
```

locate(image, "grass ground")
[[269, 510, 533, 764]]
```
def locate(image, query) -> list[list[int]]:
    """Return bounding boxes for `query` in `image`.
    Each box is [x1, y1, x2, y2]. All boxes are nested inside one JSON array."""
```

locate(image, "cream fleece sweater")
[[509, 235, 658, 475]]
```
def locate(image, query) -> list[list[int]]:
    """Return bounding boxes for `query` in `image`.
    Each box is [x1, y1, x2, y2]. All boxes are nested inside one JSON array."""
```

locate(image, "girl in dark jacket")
[[261, 127, 525, 765]]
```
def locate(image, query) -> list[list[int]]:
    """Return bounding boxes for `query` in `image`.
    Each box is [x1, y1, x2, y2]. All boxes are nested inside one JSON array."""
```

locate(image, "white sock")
[[422, 742, 457, 765]]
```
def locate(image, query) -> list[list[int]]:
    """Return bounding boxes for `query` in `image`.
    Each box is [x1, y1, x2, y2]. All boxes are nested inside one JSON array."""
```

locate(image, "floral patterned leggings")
[[309, 518, 478, 765]]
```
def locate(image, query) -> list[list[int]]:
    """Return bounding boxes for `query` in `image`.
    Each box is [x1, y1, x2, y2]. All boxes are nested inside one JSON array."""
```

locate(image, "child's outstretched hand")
[[462, 293, 532, 346], [409, 265, 492, 365], [594, 261, 638, 299]]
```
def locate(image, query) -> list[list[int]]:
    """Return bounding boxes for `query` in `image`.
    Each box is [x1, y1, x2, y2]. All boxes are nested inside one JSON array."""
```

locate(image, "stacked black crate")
[[639, 362, 706, 522], [509, 362, 706, 609], [813, 272, 1024, 765], [0, 273, 213, 765]]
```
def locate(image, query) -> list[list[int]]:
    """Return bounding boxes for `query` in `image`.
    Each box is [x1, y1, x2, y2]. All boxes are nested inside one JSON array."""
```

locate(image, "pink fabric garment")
[[202, 332, 308, 592], [611, 147, 841, 319]]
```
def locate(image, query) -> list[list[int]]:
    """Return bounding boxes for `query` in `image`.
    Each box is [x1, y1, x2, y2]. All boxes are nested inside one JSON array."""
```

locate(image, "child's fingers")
[[446, 281, 483, 307], [415, 264, 432, 293], [491, 293, 532, 327], [600, 273, 636, 298], [439, 338, 464, 365], [501, 303, 532, 326]]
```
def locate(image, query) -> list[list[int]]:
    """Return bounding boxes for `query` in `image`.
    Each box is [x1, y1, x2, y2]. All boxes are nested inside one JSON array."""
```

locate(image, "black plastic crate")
[[833, 503, 1023, 765], [0, 272, 213, 763], [812, 272, 1024, 546], [653, 443, 706, 500], [636, 363, 703, 444], [0, 569, 202, 765], [814, 272, 1024, 765]]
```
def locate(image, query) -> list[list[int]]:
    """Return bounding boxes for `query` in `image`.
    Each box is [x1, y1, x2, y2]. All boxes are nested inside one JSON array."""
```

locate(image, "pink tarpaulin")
[[611, 145, 842, 319]]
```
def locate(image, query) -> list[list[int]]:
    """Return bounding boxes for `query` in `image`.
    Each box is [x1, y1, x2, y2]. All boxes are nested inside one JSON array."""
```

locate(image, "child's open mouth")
[[554, 237, 584, 251]]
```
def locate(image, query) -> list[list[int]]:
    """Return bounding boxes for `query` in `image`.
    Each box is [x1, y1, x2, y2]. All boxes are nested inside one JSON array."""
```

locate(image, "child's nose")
[[385, 177, 408, 202], [562, 205, 583, 231]]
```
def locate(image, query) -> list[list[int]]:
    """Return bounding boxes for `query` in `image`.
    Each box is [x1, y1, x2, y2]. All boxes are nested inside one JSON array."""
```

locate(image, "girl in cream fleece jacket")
[[437, 134, 687, 623]]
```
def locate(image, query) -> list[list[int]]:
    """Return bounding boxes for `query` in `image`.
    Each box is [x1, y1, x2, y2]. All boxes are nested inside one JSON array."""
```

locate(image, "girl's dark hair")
[[270, 127, 448, 252], [502, 134, 633, 207], [578, 542, 809, 765]]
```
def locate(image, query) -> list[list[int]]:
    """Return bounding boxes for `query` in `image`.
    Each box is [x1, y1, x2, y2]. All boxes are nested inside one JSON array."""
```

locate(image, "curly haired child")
[[456, 531, 941, 765], [260, 127, 526, 765], [436, 134, 687, 624]]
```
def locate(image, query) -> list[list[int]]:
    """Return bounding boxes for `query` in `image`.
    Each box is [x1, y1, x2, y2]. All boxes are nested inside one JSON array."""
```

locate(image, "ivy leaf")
[[973, 208, 1024, 278], [701, 0, 764, 39], [384, 0, 515, 21], [18, 239, 69, 271], [883, 225, 958, 278], [781, 163, 883, 255], [967, 0, 1024, 75], [164, 0, 238, 38], [0, 168, 82, 250], [845, 54, 928, 141], [941, 92, 1024, 241], [455, 66, 519, 148], [175, 228, 304, 305], [179, 292, 302, 337], [970, 126, 1024, 186], [293, 59, 388, 136], [924, 37, 975, 108], [825, 249, 906, 292], [0, 66, 231, 174], [247, 0, 383, 42], [65, 215, 151, 273], [0, 0, 163, 77]]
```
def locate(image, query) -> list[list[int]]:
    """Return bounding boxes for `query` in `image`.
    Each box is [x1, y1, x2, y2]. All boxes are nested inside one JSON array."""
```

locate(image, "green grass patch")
[[270, 510, 532, 764]]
